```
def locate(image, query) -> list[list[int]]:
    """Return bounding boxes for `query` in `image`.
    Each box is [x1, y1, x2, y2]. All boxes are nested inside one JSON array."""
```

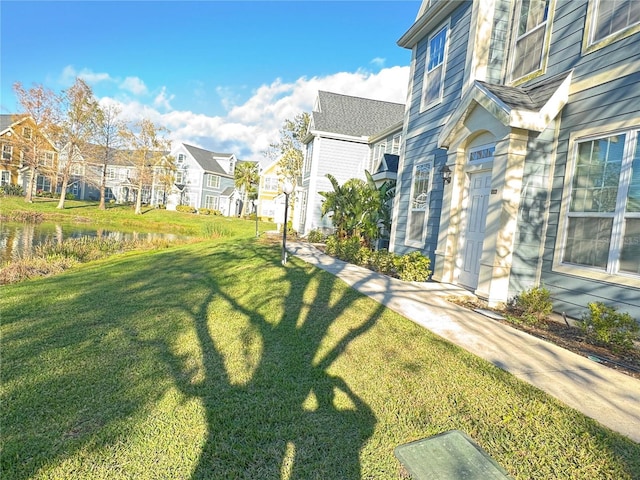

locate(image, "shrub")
[[199, 208, 212, 215], [324, 235, 339, 257], [369, 249, 396, 276], [394, 251, 431, 282], [65, 192, 76, 200], [508, 286, 553, 325], [579, 302, 639, 352], [307, 229, 326, 244], [340, 236, 361, 264], [0, 184, 24, 196], [176, 205, 197, 213]]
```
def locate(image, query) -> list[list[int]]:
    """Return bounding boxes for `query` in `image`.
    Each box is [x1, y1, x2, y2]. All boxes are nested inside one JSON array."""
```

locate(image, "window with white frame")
[[207, 175, 221, 188], [373, 141, 387, 172], [36, 175, 51, 192], [1, 170, 10, 185], [392, 134, 402, 154], [175, 171, 185, 184], [589, 0, 640, 45], [23, 127, 32, 139], [39, 151, 54, 167], [263, 176, 279, 191], [422, 24, 448, 109], [304, 141, 313, 176], [2, 144, 12, 161], [510, 0, 551, 81], [177, 153, 186, 164], [204, 195, 219, 210], [407, 161, 433, 244], [562, 130, 640, 276]]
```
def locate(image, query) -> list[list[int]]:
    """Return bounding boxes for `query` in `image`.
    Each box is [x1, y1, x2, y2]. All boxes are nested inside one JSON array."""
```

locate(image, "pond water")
[[0, 222, 185, 264]]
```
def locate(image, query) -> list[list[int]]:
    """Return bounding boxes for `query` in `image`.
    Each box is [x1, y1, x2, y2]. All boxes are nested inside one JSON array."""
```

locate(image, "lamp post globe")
[[281, 179, 294, 265]]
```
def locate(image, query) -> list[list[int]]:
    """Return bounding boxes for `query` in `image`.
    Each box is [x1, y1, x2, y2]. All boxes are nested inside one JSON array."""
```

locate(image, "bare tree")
[[121, 118, 171, 215], [56, 78, 99, 209], [12, 82, 60, 203], [92, 103, 126, 210]]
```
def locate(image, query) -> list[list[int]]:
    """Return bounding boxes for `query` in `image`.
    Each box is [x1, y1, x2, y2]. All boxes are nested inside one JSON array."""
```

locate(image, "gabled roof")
[[0, 114, 30, 134], [439, 71, 573, 149], [184, 144, 232, 176], [309, 91, 405, 139]]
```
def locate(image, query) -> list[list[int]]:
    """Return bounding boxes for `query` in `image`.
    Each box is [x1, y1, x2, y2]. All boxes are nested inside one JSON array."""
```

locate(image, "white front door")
[[458, 171, 492, 289]]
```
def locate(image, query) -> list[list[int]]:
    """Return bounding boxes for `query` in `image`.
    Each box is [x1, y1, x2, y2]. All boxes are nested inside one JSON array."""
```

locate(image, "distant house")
[[0, 114, 58, 195], [256, 159, 284, 221], [168, 143, 241, 216], [391, 0, 640, 319], [297, 91, 405, 235]]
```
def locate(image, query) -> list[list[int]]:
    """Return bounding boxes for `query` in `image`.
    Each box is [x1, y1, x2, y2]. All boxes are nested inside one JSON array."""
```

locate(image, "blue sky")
[[1, 1, 419, 162]]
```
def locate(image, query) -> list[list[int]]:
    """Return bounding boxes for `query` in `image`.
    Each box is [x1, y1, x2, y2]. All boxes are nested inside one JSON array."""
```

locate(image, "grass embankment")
[[1, 199, 639, 479], [0, 197, 264, 283]]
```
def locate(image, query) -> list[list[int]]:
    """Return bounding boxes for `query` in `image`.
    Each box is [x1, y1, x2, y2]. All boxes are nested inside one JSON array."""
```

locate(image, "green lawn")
[[1, 199, 639, 479]]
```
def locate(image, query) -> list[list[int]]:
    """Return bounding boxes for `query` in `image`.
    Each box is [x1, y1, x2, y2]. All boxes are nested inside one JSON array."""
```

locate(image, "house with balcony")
[[390, 0, 640, 319], [168, 143, 242, 216], [297, 91, 405, 235]]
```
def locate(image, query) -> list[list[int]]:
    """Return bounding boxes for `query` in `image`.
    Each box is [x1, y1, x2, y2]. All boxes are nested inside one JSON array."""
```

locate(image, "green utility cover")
[[394, 430, 513, 480]]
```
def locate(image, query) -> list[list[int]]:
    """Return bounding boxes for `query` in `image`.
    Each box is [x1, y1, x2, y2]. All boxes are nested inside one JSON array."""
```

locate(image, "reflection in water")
[[0, 222, 183, 264]]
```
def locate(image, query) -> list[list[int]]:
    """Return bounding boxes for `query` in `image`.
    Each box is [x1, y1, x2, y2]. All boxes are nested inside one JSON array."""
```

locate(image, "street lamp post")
[[253, 200, 259, 238], [281, 179, 293, 265]]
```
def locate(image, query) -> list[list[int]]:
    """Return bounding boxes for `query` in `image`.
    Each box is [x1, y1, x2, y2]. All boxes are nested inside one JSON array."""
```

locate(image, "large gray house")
[[298, 91, 405, 235], [390, 0, 640, 319]]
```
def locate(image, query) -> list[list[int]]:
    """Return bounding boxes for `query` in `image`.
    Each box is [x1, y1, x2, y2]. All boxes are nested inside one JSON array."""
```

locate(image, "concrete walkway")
[[287, 241, 640, 444]]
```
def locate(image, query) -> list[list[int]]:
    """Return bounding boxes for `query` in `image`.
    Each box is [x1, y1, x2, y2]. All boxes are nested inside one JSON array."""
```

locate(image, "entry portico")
[[431, 72, 572, 306]]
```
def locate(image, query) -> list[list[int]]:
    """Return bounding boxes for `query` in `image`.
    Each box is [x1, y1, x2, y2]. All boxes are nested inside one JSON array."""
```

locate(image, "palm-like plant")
[[320, 173, 396, 249], [234, 161, 259, 217]]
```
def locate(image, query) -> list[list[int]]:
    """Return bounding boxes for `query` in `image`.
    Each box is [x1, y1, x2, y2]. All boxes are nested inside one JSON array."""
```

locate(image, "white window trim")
[[554, 124, 640, 288], [204, 195, 219, 210], [405, 159, 434, 248], [2, 144, 12, 160], [583, 0, 640, 54], [263, 176, 279, 191], [508, 0, 555, 84], [421, 21, 450, 111], [207, 175, 221, 188], [1, 170, 10, 185]]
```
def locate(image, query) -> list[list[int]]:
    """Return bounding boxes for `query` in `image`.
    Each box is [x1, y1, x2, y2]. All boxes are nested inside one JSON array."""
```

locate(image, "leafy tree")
[[56, 78, 99, 209], [12, 82, 60, 203], [92, 103, 127, 210], [121, 118, 171, 215], [265, 112, 310, 188], [234, 161, 259, 217]]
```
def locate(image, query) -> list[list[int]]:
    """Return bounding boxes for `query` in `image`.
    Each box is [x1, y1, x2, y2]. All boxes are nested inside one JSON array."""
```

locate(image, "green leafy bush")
[[307, 229, 326, 243], [176, 205, 197, 213], [393, 251, 431, 282], [0, 184, 24, 196], [507, 286, 553, 325], [579, 302, 639, 352], [369, 249, 396, 275], [199, 208, 212, 215]]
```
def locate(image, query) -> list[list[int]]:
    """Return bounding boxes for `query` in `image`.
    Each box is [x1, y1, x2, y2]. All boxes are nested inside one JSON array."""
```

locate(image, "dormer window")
[[177, 153, 185, 164]]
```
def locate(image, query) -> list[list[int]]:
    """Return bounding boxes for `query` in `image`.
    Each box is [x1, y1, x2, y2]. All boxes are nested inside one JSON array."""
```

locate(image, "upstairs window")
[[263, 176, 279, 191], [177, 153, 186, 164], [207, 175, 221, 188], [562, 130, 640, 276], [2, 144, 12, 161], [422, 24, 448, 109], [303, 141, 313, 176], [510, 0, 551, 82], [23, 127, 32, 139], [392, 134, 402, 154], [588, 0, 640, 46]]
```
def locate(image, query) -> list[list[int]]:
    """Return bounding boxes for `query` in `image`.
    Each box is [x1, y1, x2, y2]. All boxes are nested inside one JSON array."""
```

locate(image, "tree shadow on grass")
[[1, 239, 380, 479]]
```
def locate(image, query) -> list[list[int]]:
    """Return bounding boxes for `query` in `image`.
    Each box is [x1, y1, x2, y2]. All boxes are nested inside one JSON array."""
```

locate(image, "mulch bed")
[[448, 297, 640, 380]]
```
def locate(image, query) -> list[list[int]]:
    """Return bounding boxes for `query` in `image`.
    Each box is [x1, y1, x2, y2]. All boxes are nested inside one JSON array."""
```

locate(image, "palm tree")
[[234, 161, 259, 217]]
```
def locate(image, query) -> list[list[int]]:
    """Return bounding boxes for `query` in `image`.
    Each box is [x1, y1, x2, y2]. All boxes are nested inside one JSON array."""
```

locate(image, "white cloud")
[[120, 76, 148, 96], [97, 66, 410, 164], [370, 57, 386, 68], [60, 65, 114, 86], [154, 87, 174, 110]]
